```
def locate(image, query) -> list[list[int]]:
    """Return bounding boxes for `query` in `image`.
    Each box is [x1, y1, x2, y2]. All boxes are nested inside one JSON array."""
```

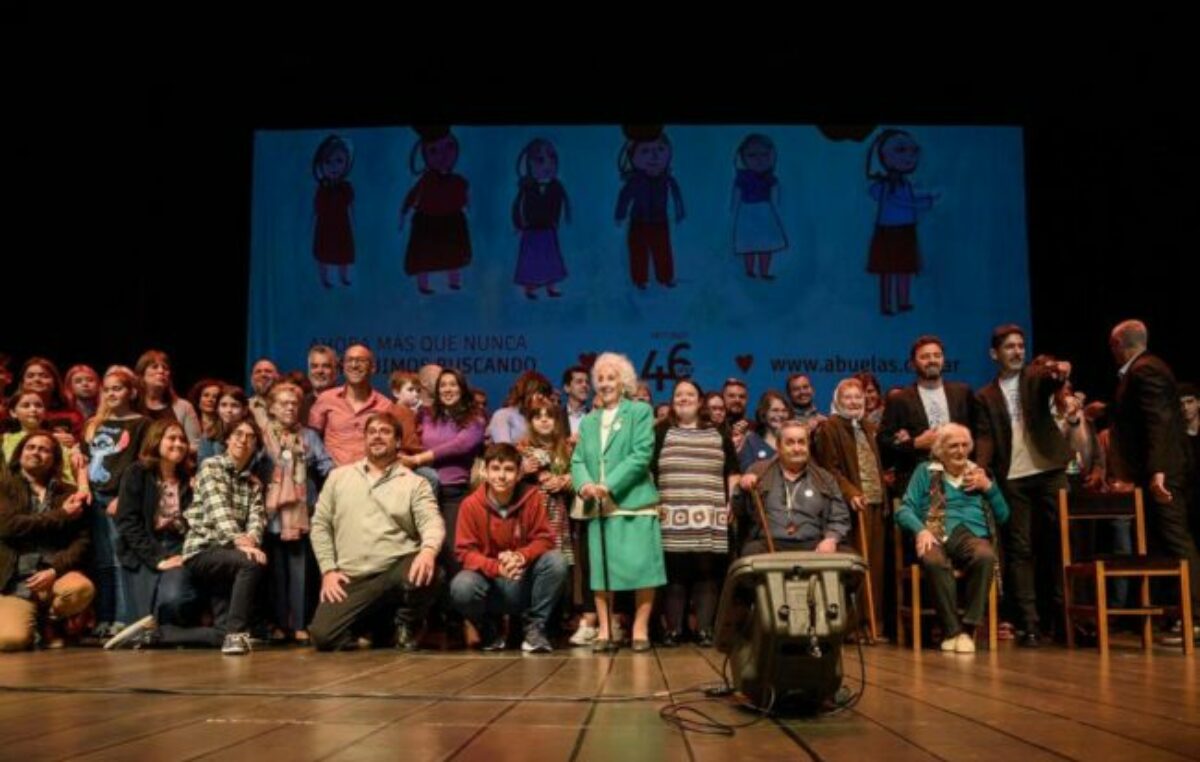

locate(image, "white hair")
[[591, 352, 639, 398], [930, 423, 973, 462]]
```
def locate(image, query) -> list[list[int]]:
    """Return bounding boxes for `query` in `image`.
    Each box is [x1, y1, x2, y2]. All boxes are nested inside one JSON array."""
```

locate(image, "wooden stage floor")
[[0, 641, 1197, 761]]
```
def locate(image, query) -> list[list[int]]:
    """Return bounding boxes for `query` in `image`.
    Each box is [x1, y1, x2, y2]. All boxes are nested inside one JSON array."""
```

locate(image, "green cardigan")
[[570, 398, 660, 514]]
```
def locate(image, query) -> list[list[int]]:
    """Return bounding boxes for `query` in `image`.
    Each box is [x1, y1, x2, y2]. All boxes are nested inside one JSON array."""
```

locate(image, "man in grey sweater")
[[309, 412, 444, 651]]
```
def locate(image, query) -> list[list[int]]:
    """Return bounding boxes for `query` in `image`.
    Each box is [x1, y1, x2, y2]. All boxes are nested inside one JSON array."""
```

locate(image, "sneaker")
[[521, 628, 553, 654], [569, 623, 598, 646], [40, 621, 66, 650], [941, 636, 959, 652], [480, 624, 507, 651], [1158, 630, 1184, 646], [955, 633, 976, 654], [104, 615, 157, 651], [221, 632, 252, 656], [394, 623, 420, 653]]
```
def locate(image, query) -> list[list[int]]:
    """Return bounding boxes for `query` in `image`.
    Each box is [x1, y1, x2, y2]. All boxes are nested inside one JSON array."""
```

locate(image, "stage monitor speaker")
[[714, 551, 866, 712]]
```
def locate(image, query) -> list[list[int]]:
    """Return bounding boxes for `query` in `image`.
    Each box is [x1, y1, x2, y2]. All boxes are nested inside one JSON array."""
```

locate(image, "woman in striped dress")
[[652, 379, 740, 646]]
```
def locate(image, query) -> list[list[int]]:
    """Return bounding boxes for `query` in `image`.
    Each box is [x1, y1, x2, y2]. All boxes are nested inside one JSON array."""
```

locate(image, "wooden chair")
[[1058, 487, 1193, 655], [894, 502, 999, 651]]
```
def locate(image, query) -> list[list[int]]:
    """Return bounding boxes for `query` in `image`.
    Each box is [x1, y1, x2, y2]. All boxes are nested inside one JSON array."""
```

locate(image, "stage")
[[0, 642, 1196, 761]]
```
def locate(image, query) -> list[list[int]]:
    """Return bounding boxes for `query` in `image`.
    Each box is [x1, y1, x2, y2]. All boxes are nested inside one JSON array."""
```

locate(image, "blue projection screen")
[[248, 124, 1028, 402]]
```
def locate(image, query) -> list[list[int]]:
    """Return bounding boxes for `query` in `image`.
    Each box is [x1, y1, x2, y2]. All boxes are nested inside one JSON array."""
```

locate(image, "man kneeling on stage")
[[309, 413, 444, 652], [736, 420, 853, 556]]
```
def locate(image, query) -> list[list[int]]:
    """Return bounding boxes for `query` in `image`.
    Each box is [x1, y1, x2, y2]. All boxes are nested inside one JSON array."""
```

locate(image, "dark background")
[[4, 36, 1194, 401]]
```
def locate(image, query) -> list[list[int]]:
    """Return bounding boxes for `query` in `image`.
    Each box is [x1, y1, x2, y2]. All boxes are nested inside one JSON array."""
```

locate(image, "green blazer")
[[570, 398, 660, 513]]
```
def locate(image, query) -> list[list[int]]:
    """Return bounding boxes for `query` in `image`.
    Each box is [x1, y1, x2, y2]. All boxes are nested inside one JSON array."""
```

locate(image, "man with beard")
[[308, 413, 444, 651], [786, 373, 827, 427], [880, 335, 975, 487], [974, 324, 1072, 647]]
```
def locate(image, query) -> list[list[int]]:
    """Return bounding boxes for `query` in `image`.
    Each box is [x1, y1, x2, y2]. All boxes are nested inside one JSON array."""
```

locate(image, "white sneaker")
[[221, 633, 252, 655], [941, 636, 958, 652], [104, 615, 156, 651], [569, 623, 598, 646], [955, 633, 976, 654]]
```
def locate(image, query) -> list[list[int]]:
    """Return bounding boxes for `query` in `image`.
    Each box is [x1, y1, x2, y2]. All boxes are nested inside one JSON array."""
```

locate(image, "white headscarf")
[[830, 378, 866, 427]]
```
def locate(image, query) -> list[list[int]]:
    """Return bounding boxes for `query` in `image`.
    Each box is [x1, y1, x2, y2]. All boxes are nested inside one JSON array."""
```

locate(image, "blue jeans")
[[450, 551, 567, 635], [90, 493, 131, 625]]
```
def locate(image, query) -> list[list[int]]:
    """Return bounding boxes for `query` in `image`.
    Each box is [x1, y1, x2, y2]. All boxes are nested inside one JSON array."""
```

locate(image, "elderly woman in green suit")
[[571, 352, 666, 652]]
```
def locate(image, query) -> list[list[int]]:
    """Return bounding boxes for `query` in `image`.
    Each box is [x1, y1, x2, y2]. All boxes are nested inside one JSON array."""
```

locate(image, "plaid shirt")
[[183, 453, 266, 559]]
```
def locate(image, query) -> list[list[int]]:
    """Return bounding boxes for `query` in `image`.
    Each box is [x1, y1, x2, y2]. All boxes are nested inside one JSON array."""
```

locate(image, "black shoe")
[[1018, 632, 1041, 648], [395, 623, 420, 652], [696, 630, 714, 648], [659, 631, 681, 648], [479, 620, 507, 651], [592, 638, 617, 654]]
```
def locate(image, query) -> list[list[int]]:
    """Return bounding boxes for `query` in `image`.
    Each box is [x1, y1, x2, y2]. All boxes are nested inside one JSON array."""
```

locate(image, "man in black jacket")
[[975, 325, 1072, 646], [1108, 320, 1199, 635], [880, 335, 975, 487]]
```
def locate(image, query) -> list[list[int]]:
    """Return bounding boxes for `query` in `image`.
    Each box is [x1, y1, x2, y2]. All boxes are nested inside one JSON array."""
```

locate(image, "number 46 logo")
[[641, 342, 693, 392]]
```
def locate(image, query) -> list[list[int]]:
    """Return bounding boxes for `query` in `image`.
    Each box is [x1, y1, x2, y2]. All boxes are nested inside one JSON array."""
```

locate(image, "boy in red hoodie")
[[451, 443, 567, 652]]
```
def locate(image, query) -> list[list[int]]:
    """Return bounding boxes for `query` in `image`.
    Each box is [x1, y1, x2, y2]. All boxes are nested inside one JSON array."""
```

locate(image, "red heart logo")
[[735, 355, 753, 373], [579, 353, 598, 370]]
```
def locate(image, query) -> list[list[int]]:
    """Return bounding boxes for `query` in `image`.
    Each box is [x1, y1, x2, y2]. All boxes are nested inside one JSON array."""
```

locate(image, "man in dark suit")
[[1108, 319, 1199, 637], [880, 335, 975, 487], [974, 325, 1072, 647]]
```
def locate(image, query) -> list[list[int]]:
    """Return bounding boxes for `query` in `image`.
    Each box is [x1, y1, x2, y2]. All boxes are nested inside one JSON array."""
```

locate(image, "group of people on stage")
[[2, 317, 1197, 656]]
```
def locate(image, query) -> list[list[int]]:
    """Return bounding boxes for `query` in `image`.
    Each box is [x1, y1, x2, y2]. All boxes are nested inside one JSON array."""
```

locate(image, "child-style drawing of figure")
[[731, 133, 787, 280], [866, 128, 937, 315], [512, 138, 570, 300], [615, 124, 685, 290], [311, 135, 355, 289], [400, 125, 472, 295]]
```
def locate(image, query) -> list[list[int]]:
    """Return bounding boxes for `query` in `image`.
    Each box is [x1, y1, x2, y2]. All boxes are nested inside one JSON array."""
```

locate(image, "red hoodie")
[[455, 482, 556, 578]]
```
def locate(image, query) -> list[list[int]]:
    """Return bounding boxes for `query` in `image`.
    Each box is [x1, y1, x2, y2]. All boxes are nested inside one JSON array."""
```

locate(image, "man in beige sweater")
[[309, 412, 444, 651]]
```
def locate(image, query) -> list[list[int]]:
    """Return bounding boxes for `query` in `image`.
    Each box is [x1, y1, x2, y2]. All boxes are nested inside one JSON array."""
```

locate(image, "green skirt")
[[587, 514, 667, 591]]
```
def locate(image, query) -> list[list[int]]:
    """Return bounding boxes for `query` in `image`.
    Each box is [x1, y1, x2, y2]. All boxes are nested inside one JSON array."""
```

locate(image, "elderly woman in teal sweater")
[[571, 352, 665, 653], [896, 423, 1009, 653]]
